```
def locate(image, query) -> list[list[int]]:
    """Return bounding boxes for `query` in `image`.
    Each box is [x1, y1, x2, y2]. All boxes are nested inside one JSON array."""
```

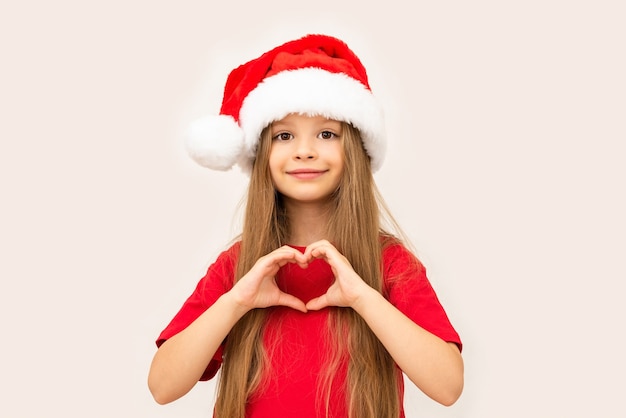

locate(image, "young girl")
[[148, 34, 463, 418]]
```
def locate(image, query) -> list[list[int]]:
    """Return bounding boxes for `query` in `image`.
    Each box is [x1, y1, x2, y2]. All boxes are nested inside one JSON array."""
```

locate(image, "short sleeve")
[[155, 242, 240, 380], [383, 243, 462, 351]]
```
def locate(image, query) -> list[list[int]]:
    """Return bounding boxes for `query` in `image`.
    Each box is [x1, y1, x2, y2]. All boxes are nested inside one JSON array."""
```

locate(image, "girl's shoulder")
[[381, 234, 419, 260], [381, 235, 426, 278], [223, 239, 242, 256], [202, 240, 242, 280], [214, 239, 242, 260]]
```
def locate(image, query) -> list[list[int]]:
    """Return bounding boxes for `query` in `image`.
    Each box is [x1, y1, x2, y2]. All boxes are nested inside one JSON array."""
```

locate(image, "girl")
[[148, 34, 463, 418]]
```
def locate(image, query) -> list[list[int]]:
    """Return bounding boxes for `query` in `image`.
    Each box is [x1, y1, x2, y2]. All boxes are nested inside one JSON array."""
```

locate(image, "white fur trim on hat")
[[237, 68, 386, 173], [184, 115, 245, 171]]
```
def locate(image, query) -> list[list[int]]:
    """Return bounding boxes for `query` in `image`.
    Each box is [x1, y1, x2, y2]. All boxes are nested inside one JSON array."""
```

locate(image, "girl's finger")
[[257, 247, 308, 272], [277, 292, 308, 313], [305, 294, 330, 311], [304, 240, 336, 261]]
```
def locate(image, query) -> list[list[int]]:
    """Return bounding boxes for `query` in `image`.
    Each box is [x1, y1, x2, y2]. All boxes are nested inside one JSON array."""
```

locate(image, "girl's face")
[[269, 113, 344, 206]]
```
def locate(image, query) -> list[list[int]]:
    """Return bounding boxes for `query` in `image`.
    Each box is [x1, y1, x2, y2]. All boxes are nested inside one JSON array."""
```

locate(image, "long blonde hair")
[[215, 122, 403, 418]]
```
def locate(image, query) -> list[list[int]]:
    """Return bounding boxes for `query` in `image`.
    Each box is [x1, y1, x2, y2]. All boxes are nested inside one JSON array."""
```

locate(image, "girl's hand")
[[303, 240, 371, 311], [230, 246, 309, 313]]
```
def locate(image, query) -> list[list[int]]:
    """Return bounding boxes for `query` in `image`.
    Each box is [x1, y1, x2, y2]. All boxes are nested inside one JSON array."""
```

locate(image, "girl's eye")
[[273, 132, 293, 141], [319, 130, 337, 140]]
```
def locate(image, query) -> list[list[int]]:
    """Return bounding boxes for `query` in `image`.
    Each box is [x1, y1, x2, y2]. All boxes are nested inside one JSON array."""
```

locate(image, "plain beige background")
[[1, 1, 624, 416]]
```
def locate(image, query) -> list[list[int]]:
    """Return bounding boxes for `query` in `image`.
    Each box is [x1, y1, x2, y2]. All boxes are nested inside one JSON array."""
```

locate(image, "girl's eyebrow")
[[270, 119, 341, 132], [270, 121, 293, 131]]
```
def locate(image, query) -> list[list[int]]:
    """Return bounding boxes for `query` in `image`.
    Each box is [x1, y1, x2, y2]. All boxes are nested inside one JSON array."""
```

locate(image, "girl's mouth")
[[287, 169, 328, 179]]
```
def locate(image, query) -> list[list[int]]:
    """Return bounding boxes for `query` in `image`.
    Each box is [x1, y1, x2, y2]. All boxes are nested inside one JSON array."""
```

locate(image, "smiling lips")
[[286, 169, 328, 180]]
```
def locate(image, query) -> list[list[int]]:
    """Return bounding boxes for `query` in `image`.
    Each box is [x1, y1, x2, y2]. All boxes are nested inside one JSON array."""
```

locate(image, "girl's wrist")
[[221, 290, 253, 319], [350, 284, 381, 314]]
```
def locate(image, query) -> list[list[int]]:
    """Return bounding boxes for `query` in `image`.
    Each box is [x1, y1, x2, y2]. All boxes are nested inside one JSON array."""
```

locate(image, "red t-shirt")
[[156, 241, 462, 417]]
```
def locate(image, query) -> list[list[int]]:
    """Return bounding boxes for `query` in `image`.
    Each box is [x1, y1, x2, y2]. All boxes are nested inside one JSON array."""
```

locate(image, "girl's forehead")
[[271, 113, 342, 127]]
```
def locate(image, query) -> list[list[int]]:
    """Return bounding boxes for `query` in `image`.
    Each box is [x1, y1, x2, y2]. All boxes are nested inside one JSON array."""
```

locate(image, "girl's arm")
[[351, 287, 463, 406], [148, 246, 308, 405], [148, 291, 248, 404], [304, 240, 464, 406]]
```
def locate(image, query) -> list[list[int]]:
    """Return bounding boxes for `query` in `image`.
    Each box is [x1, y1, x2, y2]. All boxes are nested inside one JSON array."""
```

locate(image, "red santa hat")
[[185, 34, 386, 173]]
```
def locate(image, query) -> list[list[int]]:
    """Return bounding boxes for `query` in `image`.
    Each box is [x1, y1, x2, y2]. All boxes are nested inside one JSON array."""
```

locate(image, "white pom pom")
[[184, 115, 245, 171]]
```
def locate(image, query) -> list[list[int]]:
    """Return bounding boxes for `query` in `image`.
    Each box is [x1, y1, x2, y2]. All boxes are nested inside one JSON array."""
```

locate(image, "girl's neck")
[[284, 199, 332, 247]]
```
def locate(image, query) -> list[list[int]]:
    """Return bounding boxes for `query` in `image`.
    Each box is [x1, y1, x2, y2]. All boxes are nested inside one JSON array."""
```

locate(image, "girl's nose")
[[294, 138, 317, 160]]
